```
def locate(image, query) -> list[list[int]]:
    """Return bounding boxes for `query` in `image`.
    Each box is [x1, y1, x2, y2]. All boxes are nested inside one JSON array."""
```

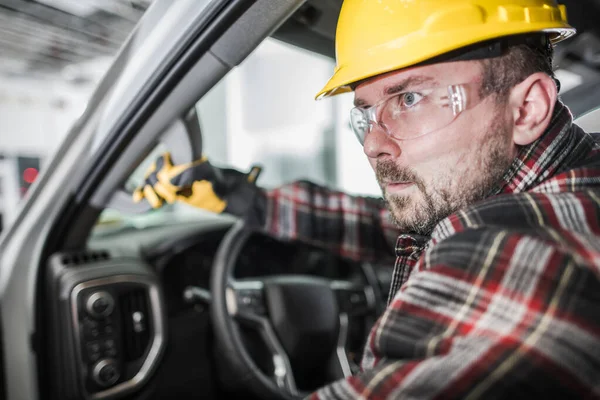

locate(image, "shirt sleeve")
[[262, 180, 398, 263], [309, 225, 600, 399]]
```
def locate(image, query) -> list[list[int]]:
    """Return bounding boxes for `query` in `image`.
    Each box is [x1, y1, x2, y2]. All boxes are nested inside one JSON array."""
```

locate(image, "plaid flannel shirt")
[[264, 100, 600, 399]]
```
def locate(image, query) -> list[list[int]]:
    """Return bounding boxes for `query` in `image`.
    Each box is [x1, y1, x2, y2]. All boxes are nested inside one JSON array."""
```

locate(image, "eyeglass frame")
[[349, 81, 483, 145]]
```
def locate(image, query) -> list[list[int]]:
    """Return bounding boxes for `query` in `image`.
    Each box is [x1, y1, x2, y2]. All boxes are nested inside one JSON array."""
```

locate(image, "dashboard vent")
[[60, 250, 110, 266], [120, 288, 151, 362]]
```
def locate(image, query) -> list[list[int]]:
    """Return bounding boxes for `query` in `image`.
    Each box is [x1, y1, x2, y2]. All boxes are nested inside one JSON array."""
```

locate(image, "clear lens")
[[349, 83, 478, 145], [350, 108, 369, 144]]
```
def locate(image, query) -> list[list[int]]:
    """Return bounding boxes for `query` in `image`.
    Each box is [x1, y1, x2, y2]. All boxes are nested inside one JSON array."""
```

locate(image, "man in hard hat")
[[135, 0, 600, 398]]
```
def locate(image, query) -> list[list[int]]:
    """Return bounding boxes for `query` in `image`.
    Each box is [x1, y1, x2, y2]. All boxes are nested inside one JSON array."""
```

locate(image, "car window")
[[94, 38, 381, 230], [123, 143, 168, 193], [198, 38, 338, 189]]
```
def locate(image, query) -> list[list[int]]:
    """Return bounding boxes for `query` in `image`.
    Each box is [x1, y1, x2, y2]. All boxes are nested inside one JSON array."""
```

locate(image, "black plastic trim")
[[76, 0, 256, 205], [45, 253, 166, 400]]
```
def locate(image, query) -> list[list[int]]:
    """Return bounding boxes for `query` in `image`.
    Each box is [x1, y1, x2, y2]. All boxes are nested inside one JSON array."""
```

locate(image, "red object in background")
[[23, 168, 38, 184], [17, 156, 41, 197]]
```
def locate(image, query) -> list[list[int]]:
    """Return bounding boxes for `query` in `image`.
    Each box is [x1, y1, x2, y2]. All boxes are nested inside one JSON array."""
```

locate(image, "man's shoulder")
[[435, 133, 600, 239], [432, 189, 599, 244], [421, 190, 600, 279]]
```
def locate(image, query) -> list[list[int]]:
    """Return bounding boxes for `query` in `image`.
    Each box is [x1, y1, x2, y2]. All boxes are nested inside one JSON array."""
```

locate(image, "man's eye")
[[401, 92, 423, 107]]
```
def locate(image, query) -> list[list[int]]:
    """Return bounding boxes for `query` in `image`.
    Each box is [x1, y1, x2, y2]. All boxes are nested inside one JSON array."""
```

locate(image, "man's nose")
[[363, 123, 401, 159]]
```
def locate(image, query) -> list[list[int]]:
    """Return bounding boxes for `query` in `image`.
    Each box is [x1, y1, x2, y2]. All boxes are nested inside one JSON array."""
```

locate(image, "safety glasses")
[[350, 82, 482, 145]]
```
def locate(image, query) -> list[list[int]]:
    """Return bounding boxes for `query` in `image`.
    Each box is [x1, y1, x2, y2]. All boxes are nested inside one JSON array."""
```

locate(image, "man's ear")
[[508, 72, 558, 146]]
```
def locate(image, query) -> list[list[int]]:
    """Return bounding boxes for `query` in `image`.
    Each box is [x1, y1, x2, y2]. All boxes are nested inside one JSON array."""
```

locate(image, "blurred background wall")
[[0, 0, 151, 230]]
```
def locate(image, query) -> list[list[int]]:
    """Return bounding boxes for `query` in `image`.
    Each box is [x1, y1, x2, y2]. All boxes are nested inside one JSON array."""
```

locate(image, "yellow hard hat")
[[316, 0, 576, 100]]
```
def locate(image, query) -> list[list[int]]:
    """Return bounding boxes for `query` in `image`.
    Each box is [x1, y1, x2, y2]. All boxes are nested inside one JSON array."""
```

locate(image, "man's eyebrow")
[[353, 75, 437, 107], [385, 76, 436, 96]]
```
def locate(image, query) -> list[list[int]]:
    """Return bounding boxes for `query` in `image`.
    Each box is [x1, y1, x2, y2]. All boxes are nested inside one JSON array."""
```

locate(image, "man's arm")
[[133, 154, 398, 263], [310, 223, 600, 399], [263, 180, 398, 263]]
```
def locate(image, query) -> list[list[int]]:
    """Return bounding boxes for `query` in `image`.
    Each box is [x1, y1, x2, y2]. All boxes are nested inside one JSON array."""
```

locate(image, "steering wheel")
[[210, 219, 383, 399]]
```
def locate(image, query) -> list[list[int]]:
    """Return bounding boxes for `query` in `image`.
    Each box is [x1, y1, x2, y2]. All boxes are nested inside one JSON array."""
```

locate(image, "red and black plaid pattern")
[[264, 180, 399, 264], [265, 101, 600, 399]]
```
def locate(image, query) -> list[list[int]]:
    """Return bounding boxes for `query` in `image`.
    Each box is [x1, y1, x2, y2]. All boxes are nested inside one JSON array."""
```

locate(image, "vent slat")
[[60, 250, 110, 266], [119, 288, 151, 362]]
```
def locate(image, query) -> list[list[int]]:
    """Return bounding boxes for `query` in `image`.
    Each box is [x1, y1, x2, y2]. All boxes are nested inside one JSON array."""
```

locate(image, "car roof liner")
[[271, 0, 340, 60]]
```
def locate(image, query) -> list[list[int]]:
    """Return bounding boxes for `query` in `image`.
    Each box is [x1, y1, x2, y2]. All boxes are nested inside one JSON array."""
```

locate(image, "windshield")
[[92, 38, 381, 236]]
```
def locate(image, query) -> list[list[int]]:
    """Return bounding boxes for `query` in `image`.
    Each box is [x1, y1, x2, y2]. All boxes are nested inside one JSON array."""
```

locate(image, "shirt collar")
[[396, 233, 429, 257]]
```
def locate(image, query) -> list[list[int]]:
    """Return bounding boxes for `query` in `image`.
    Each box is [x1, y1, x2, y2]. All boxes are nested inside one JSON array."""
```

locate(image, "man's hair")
[[479, 39, 556, 100]]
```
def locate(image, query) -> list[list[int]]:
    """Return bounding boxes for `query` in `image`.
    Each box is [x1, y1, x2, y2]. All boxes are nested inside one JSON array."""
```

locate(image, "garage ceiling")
[[0, 0, 152, 81]]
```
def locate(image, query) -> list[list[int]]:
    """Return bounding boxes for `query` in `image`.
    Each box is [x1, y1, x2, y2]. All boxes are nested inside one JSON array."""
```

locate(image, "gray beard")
[[376, 116, 514, 235]]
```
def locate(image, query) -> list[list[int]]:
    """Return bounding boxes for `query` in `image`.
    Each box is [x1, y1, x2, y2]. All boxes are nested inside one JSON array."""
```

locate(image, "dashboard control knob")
[[91, 358, 120, 387], [85, 291, 115, 319]]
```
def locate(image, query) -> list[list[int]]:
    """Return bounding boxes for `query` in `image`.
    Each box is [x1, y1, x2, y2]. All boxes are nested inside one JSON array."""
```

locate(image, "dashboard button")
[[94, 298, 109, 314], [92, 359, 120, 387], [86, 342, 102, 362], [104, 347, 118, 358], [102, 339, 117, 357], [237, 290, 266, 315], [85, 291, 115, 319], [83, 320, 101, 339]]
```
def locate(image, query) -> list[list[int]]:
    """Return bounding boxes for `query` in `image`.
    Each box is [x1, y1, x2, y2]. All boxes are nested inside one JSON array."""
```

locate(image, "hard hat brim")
[[315, 24, 576, 100]]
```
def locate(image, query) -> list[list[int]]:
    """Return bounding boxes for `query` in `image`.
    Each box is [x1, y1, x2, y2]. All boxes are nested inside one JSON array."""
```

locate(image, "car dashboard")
[[43, 213, 392, 400]]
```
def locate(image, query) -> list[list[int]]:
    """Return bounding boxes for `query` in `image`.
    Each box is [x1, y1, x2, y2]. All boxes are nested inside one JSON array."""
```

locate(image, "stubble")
[[376, 114, 514, 235]]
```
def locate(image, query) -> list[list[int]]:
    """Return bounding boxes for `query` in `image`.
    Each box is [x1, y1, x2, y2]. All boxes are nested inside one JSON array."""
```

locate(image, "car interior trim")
[[70, 275, 165, 400], [226, 280, 299, 395], [336, 313, 352, 378], [250, 314, 298, 395], [361, 262, 386, 314], [209, 0, 306, 67]]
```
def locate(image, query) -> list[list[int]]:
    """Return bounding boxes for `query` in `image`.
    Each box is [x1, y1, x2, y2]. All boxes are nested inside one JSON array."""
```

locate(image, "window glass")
[[197, 38, 380, 195], [94, 38, 382, 231]]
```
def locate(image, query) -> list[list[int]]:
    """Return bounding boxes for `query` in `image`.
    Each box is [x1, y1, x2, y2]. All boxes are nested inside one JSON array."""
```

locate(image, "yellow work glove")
[[132, 152, 263, 218]]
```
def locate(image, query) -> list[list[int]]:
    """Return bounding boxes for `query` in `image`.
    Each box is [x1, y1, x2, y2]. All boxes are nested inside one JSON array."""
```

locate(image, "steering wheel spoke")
[[329, 281, 378, 378], [226, 279, 299, 395], [252, 315, 298, 395], [331, 280, 377, 317], [227, 280, 268, 319], [330, 312, 353, 378]]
